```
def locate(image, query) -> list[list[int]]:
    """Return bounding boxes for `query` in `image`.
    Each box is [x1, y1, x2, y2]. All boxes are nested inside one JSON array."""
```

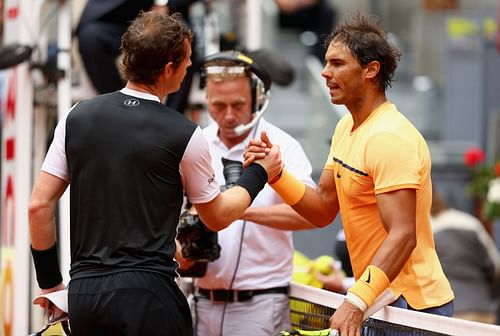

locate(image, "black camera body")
[[177, 211, 220, 262], [219, 158, 244, 191], [177, 158, 244, 277]]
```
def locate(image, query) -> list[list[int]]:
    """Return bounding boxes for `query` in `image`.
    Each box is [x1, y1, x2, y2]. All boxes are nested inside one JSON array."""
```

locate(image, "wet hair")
[[325, 13, 401, 91], [119, 11, 193, 85]]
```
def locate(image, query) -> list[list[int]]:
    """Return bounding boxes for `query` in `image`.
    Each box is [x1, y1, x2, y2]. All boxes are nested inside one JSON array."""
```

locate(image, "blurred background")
[[21, 0, 498, 258]]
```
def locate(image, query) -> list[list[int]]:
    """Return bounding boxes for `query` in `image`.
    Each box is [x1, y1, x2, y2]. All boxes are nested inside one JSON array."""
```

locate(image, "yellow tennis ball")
[[308, 276, 323, 288], [293, 250, 311, 265], [313, 255, 335, 275], [292, 270, 323, 288], [292, 271, 313, 285]]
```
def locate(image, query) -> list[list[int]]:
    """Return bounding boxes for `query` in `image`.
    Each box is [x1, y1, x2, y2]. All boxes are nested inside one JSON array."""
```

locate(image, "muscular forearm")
[[291, 185, 339, 228], [29, 202, 58, 250], [28, 172, 68, 250], [29, 196, 64, 290], [372, 189, 417, 281], [267, 168, 339, 227], [240, 203, 315, 230], [371, 227, 416, 281], [196, 186, 252, 231]]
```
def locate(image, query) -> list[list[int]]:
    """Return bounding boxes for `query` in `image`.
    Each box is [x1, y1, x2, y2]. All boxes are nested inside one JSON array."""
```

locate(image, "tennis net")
[[287, 282, 500, 336]]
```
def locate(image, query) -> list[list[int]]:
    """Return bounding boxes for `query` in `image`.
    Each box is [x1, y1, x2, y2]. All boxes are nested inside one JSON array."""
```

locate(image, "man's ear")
[[364, 60, 380, 81], [164, 61, 174, 77]]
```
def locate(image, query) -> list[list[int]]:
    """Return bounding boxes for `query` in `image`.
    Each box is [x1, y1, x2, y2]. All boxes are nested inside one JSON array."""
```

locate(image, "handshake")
[[243, 131, 283, 183], [292, 251, 347, 293]]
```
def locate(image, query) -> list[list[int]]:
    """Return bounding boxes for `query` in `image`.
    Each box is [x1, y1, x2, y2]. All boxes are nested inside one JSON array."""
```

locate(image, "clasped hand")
[[243, 131, 283, 183]]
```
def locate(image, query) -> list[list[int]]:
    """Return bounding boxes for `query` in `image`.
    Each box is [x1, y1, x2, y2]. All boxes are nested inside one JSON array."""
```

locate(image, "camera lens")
[[221, 158, 243, 186]]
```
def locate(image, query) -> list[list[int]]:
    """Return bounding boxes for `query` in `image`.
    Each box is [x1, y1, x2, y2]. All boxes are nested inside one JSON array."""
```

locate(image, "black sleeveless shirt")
[[65, 91, 197, 279]]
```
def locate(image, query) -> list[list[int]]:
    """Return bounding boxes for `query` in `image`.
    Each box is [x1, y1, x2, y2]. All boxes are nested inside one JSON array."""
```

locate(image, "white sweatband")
[[345, 292, 368, 312]]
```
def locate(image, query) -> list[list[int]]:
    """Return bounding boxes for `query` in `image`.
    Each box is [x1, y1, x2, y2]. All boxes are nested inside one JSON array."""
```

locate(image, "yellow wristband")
[[348, 265, 390, 308], [269, 169, 306, 205]]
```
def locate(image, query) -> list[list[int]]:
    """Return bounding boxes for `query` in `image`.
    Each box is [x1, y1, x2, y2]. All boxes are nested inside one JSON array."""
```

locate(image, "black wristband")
[[31, 243, 63, 289], [235, 163, 268, 203]]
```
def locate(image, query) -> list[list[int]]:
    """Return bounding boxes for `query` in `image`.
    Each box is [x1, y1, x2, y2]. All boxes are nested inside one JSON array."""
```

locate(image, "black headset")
[[199, 50, 272, 113]]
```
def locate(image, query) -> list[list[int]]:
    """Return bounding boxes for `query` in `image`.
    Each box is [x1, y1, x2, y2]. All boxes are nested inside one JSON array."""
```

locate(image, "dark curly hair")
[[325, 14, 401, 91], [119, 11, 193, 85]]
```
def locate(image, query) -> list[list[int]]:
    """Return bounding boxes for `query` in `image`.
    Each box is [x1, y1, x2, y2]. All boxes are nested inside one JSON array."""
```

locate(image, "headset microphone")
[[233, 93, 271, 135]]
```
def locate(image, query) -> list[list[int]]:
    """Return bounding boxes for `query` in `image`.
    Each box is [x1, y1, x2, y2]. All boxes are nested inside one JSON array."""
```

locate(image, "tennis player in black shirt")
[[28, 11, 282, 336]]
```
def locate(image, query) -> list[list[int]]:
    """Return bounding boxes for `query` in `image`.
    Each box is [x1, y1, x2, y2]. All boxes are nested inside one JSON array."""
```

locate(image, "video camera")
[[177, 158, 244, 277]]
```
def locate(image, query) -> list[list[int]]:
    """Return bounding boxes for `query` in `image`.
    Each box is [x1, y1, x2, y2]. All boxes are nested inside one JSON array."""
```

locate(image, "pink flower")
[[463, 147, 486, 167]]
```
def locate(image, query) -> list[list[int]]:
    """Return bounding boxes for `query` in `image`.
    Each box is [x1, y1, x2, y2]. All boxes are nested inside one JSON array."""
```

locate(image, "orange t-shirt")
[[325, 102, 453, 309]]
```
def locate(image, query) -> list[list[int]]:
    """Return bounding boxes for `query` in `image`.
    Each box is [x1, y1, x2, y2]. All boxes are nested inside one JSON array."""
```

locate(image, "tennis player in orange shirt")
[[244, 14, 454, 336]]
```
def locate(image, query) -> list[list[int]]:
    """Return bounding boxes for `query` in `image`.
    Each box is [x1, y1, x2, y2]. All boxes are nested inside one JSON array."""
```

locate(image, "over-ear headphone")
[[199, 50, 271, 113]]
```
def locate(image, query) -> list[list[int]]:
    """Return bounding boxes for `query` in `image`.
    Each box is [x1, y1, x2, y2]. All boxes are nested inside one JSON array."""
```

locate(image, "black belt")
[[198, 286, 289, 303]]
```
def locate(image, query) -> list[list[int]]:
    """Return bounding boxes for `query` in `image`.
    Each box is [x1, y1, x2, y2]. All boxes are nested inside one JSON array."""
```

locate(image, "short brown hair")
[[119, 11, 193, 85], [325, 14, 400, 91]]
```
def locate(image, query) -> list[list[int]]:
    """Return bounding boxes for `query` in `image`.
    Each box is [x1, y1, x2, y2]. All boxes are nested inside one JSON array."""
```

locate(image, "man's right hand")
[[245, 131, 283, 183], [243, 131, 270, 167]]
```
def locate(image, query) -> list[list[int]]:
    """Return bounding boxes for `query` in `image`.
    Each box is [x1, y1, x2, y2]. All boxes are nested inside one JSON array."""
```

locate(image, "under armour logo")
[[124, 99, 140, 106]]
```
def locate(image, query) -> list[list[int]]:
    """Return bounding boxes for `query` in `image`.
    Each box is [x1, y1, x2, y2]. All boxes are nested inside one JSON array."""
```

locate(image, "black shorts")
[[68, 271, 193, 336]]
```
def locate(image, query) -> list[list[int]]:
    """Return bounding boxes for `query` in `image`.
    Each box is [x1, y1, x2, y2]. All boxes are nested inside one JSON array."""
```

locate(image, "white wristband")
[[345, 292, 367, 312]]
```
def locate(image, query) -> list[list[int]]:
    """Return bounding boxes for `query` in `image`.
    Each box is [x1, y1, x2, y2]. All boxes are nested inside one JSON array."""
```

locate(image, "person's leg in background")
[[307, 0, 336, 60], [77, 21, 127, 94]]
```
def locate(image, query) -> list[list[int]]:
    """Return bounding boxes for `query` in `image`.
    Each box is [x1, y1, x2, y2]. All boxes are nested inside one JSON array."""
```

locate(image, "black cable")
[[219, 219, 247, 336], [217, 122, 260, 336], [191, 277, 199, 335], [192, 220, 246, 336]]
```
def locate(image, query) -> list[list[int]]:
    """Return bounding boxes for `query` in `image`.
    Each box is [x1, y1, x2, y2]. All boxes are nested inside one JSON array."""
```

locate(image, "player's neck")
[[348, 93, 387, 129], [126, 81, 165, 102]]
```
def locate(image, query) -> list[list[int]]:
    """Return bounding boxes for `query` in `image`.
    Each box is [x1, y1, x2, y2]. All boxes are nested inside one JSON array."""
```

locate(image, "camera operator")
[[182, 51, 316, 336]]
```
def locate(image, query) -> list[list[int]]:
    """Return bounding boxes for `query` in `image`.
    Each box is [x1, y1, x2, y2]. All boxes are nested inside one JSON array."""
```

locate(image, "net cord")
[[290, 282, 500, 336]]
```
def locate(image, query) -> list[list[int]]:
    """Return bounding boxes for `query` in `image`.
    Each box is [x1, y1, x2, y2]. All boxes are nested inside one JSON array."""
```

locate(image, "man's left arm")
[[330, 189, 416, 335], [29, 172, 68, 249], [355, 132, 419, 281], [330, 132, 420, 334], [371, 188, 417, 279], [29, 171, 69, 292]]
